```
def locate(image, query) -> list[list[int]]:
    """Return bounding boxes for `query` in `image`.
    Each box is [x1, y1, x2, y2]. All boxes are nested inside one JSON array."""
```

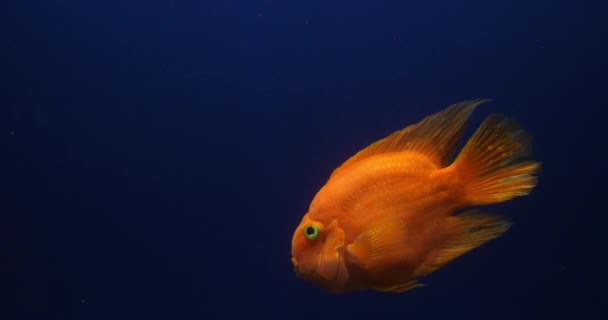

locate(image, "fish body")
[[290, 100, 540, 293]]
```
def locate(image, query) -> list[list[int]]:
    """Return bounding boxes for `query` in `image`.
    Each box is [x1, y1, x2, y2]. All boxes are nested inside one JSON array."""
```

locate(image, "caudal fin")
[[451, 114, 541, 205]]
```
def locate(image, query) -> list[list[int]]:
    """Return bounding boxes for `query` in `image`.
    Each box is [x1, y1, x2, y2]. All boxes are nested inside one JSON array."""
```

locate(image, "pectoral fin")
[[346, 217, 408, 271]]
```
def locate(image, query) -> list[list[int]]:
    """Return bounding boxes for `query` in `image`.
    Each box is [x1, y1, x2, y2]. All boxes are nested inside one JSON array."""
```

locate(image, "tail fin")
[[451, 114, 541, 205]]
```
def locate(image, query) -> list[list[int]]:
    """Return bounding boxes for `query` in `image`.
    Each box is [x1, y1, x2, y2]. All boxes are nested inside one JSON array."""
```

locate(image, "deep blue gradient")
[[3, 1, 607, 319]]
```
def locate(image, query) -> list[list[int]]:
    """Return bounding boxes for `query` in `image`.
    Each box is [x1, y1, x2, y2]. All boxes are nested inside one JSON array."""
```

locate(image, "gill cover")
[[319, 222, 349, 289]]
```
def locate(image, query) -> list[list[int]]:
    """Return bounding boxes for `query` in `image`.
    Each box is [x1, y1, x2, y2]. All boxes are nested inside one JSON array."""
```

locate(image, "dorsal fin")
[[332, 99, 489, 177]]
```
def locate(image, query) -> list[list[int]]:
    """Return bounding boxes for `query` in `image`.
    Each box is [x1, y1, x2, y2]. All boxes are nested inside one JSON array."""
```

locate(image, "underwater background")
[[3, 0, 607, 319]]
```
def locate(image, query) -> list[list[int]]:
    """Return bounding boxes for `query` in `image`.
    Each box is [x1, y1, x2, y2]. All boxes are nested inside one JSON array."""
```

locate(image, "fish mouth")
[[292, 257, 301, 278]]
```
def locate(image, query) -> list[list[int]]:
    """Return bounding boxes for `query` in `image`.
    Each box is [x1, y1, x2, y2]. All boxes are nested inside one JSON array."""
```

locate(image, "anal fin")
[[374, 280, 426, 293], [416, 211, 511, 277]]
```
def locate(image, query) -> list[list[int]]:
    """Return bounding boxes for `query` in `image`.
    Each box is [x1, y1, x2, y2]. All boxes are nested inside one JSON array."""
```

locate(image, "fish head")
[[291, 214, 350, 293]]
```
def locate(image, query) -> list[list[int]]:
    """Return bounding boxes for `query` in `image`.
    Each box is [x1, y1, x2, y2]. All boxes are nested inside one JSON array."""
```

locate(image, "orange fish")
[[290, 100, 540, 294]]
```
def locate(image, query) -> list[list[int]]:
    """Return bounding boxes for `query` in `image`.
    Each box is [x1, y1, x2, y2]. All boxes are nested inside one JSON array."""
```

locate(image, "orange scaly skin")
[[291, 100, 540, 294]]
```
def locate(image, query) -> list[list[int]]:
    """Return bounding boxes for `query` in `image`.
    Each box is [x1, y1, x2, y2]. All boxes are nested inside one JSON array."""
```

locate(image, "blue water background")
[[3, 1, 607, 319]]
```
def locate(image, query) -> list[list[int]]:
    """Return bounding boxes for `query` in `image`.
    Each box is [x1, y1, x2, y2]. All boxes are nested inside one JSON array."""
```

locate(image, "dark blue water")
[[3, 1, 607, 319]]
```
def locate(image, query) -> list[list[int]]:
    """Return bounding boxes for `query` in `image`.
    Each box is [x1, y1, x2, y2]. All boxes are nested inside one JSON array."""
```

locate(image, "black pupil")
[[305, 226, 316, 236]]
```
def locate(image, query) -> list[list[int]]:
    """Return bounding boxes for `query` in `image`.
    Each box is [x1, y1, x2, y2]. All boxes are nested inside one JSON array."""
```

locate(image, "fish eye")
[[304, 225, 320, 240]]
